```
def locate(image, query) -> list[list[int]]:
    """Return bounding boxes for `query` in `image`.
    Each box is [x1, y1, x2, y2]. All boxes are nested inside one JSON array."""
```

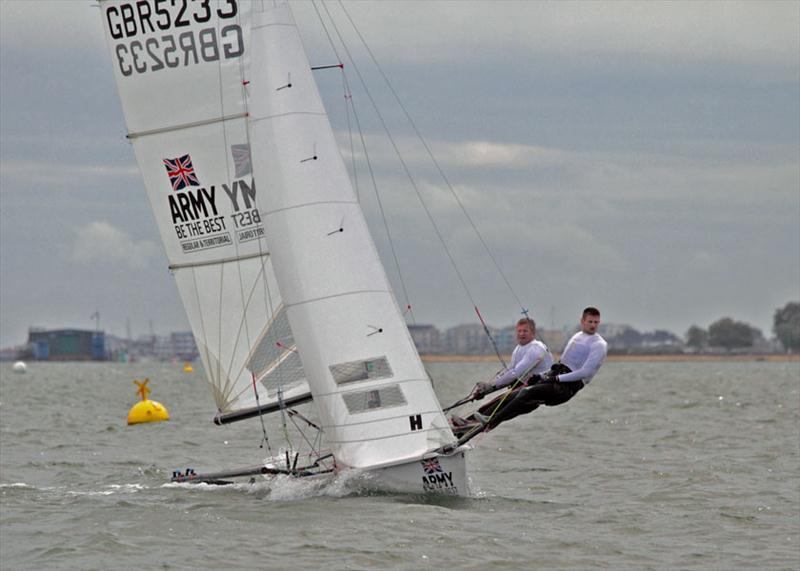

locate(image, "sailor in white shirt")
[[450, 317, 551, 430], [557, 321, 608, 385], [452, 308, 606, 436], [473, 317, 553, 397]]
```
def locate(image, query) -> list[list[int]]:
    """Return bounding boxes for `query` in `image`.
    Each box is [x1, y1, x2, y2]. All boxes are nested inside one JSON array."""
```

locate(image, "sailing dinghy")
[[101, 0, 468, 495]]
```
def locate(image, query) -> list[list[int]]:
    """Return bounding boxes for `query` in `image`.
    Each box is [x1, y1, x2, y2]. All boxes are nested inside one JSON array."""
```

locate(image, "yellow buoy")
[[182, 362, 194, 373], [127, 378, 169, 425]]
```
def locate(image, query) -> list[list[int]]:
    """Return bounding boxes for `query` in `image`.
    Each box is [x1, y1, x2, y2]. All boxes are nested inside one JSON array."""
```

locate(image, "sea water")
[[1, 360, 798, 570]]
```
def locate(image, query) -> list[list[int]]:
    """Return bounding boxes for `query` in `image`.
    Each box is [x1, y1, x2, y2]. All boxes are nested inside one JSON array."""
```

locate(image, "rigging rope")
[[276, 383, 293, 465], [286, 408, 330, 470], [320, 0, 511, 362], [234, 3, 278, 454], [319, 2, 476, 309], [251, 372, 273, 454], [312, 0, 416, 323], [309, 1, 358, 199], [475, 306, 507, 368], [335, 0, 529, 319]]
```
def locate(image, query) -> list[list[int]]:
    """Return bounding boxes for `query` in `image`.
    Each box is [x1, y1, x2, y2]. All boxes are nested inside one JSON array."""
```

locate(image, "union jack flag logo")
[[421, 458, 443, 475], [163, 154, 200, 191]]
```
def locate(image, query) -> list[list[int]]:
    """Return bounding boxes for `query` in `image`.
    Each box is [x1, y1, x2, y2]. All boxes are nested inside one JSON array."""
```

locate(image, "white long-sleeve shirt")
[[557, 332, 607, 384], [492, 339, 553, 389]]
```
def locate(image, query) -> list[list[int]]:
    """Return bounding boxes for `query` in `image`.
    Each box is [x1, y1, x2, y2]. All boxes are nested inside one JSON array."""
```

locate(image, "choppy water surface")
[[1, 360, 798, 570]]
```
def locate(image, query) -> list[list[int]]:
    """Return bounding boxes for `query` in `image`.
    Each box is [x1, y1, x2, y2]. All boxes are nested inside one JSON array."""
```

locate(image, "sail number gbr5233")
[[105, 0, 243, 77]]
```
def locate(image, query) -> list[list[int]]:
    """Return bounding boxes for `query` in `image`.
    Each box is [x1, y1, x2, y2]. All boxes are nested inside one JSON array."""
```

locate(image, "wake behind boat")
[[100, 0, 468, 495]]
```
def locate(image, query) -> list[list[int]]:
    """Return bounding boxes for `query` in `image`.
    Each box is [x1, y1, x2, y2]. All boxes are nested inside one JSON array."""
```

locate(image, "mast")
[[247, 2, 455, 470]]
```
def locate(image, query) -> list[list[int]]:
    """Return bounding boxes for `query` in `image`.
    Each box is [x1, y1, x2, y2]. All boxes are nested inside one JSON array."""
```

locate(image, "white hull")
[[363, 449, 469, 496], [257, 446, 470, 496], [178, 447, 469, 496]]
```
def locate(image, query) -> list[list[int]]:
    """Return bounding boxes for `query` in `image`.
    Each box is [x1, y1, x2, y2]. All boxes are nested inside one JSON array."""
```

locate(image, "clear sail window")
[[246, 307, 307, 395], [329, 356, 392, 385], [259, 351, 305, 396], [341, 384, 407, 414]]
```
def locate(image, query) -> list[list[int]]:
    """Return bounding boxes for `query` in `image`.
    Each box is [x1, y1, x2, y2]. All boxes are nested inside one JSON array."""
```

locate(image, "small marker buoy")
[[12, 361, 27, 374], [127, 378, 169, 425], [182, 362, 193, 373]]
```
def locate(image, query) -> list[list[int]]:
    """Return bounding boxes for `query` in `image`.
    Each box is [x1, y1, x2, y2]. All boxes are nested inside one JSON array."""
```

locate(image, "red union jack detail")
[[163, 154, 200, 191], [421, 458, 443, 475]]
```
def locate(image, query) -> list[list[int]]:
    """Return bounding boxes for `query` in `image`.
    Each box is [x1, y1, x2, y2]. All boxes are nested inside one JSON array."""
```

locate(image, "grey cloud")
[[69, 221, 159, 270], [0, 0, 797, 347], [295, 1, 799, 67], [2, 159, 140, 187], [6, 2, 797, 68]]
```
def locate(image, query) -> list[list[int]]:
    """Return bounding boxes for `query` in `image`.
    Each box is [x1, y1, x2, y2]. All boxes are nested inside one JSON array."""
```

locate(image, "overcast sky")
[[1, 0, 798, 348]]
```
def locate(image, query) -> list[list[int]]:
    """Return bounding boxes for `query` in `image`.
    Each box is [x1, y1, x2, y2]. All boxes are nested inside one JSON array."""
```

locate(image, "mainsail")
[[248, 3, 454, 469], [100, 0, 311, 416], [101, 0, 457, 473]]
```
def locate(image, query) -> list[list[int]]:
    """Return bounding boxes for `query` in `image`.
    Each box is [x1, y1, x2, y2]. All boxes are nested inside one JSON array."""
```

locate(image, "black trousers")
[[476, 364, 583, 429]]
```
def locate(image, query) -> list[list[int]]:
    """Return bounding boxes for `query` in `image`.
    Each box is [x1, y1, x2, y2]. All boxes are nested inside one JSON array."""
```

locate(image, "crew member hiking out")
[[449, 317, 552, 433], [450, 307, 607, 439]]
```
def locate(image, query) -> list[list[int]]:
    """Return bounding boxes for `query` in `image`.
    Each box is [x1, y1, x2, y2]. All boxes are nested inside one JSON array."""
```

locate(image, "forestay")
[[100, 0, 311, 416], [248, 2, 455, 470]]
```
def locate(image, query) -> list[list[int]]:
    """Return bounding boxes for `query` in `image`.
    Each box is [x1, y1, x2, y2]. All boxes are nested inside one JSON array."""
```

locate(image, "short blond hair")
[[517, 317, 536, 332]]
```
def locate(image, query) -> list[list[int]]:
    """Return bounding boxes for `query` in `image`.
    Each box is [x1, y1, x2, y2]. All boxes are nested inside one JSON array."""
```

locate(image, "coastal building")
[[444, 323, 499, 355], [154, 332, 198, 361], [494, 325, 517, 354], [104, 334, 130, 362], [170, 331, 198, 361], [0, 346, 24, 362], [26, 328, 105, 361], [492, 325, 566, 356], [130, 334, 157, 359], [539, 329, 567, 354], [407, 324, 440, 354]]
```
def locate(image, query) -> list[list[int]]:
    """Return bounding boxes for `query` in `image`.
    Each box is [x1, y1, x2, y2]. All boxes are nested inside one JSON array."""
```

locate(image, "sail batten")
[[169, 251, 269, 271], [282, 289, 392, 309], [127, 112, 249, 140], [250, 111, 328, 124], [261, 199, 359, 217], [325, 429, 449, 444]]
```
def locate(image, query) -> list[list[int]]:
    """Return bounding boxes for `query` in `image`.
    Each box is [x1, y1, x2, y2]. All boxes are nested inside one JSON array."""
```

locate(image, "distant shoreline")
[[421, 354, 799, 363]]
